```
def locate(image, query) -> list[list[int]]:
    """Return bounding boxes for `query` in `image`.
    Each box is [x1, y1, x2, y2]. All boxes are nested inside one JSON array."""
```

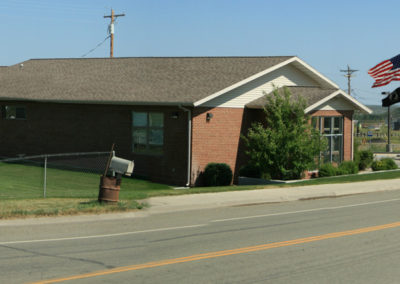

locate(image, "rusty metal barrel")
[[98, 175, 121, 203]]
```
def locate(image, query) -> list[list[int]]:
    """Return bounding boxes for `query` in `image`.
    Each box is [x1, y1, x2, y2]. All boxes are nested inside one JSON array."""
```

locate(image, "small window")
[[1, 105, 26, 120], [132, 111, 164, 154], [313, 116, 343, 163]]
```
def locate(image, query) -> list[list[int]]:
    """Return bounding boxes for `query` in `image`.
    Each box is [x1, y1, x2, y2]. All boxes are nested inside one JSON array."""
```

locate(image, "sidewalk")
[[147, 178, 400, 214], [2, 179, 400, 226]]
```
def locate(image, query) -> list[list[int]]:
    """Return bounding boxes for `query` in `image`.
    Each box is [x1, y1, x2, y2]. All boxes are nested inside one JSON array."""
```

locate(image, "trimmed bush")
[[239, 164, 262, 178], [203, 163, 233, 186], [357, 150, 373, 170], [319, 161, 359, 177], [318, 163, 337, 177], [338, 161, 359, 175], [371, 160, 385, 171], [371, 158, 398, 171]]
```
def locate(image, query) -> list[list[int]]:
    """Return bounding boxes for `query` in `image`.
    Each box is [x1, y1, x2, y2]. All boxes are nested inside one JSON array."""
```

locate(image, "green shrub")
[[383, 158, 398, 170], [318, 163, 337, 177], [239, 164, 261, 178], [319, 161, 359, 177], [203, 163, 233, 186], [334, 167, 346, 176], [358, 150, 373, 170], [241, 87, 326, 181], [371, 158, 398, 171], [371, 160, 385, 171], [338, 161, 359, 175]]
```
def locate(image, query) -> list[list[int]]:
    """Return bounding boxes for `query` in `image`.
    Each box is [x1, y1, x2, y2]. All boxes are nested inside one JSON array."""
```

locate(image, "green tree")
[[242, 87, 326, 180]]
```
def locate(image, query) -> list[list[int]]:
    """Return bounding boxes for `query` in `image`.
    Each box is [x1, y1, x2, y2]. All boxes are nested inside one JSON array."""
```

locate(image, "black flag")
[[382, 87, 400, 107]]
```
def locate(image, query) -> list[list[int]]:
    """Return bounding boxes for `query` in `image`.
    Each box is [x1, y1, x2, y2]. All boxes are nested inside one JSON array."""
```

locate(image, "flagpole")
[[387, 105, 392, 152], [382, 91, 392, 153]]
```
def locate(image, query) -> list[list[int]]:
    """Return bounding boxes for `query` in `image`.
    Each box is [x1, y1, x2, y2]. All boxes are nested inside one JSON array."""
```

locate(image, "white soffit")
[[305, 90, 372, 114], [193, 56, 340, 107]]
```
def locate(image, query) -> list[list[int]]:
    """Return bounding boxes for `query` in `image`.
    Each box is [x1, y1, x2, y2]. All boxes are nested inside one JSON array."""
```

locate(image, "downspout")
[[351, 113, 354, 161], [179, 105, 192, 187]]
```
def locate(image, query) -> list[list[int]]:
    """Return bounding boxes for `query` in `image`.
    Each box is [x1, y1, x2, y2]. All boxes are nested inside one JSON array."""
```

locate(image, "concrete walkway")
[[148, 178, 400, 214]]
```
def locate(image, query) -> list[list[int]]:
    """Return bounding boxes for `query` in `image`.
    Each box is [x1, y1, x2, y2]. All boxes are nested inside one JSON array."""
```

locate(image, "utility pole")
[[104, 9, 125, 58], [340, 65, 358, 96]]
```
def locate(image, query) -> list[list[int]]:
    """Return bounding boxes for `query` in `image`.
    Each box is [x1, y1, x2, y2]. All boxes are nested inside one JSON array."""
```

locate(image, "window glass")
[[323, 117, 331, 134], [332, 136, 342, 163], [2, 105, 26, 120], [149, 129, 164, 145], [314, 116, 343, 163], [333, 117, 342, 134], [133, 112, 147, 127], [133, 129, 147, 145], [132, 111, 164, 154], [149, 113, 164, 127]]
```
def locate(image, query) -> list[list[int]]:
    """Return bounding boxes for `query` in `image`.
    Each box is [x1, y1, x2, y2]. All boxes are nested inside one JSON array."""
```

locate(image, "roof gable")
[[193, 57, 339, 107], [246, 87, 372, 114], [246, 86, 337, 109], [305, 90, 372, 114]]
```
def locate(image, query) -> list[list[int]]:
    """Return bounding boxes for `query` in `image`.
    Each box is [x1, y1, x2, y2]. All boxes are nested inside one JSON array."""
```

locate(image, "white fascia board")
[[305, 90, 373, 114], [193, 56, 339, 107]]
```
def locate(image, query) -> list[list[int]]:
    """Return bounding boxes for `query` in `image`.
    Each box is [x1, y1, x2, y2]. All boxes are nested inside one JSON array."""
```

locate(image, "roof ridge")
[[20, 55, 294, 62]]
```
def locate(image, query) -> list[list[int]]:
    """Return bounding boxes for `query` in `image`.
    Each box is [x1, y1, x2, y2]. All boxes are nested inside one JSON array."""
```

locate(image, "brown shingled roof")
[[245, 86, 338, 109], [0, 56, 293, 105]]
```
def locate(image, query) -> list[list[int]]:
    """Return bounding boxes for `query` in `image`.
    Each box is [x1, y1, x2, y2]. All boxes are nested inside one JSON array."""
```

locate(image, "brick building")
[[0, 57, 371, 186]]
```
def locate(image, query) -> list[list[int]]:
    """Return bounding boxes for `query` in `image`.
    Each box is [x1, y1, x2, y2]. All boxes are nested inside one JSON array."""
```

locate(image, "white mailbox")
[[109, 156, 134, 176]]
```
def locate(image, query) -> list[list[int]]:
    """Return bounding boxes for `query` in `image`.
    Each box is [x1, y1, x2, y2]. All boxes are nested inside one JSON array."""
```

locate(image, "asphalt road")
[[2, 190, 400, 283]]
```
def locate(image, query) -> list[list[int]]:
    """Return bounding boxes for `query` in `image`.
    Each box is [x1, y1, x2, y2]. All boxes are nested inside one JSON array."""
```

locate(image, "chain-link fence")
[[354, 132, 400, 152], [0, 152, 110, 199]]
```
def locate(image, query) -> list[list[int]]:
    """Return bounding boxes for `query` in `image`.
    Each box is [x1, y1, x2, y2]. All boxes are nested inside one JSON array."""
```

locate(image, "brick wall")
[[0, 101, 355, 186], [191, 107, 245, 185], [310, 110, 354, 161], [0, 101, 189, 185]]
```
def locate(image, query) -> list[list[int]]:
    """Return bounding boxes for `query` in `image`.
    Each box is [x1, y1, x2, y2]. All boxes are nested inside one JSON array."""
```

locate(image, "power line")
[[81, 35, 110, 58], [351, 89, 369, 101], [340, 65, 358, 96]]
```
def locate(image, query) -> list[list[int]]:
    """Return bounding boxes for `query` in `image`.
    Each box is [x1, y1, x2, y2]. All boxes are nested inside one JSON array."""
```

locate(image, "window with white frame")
[[132, 111, 164, 154], [312, 116, 343, 163]]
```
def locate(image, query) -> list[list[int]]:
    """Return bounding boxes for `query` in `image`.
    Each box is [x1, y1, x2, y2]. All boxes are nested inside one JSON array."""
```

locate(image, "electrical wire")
[[351, 89, 369, 100], [81, 35, 110, 58]]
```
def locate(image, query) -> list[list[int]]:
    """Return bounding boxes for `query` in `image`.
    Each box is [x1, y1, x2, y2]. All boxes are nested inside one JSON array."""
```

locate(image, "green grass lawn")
[[2, 162, 400, 200], [2, 162, 400, 218], [0, 162, 172, 200]]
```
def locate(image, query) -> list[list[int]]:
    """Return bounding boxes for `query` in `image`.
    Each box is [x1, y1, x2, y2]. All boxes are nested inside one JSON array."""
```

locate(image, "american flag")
[[368, 54, 400, 88]]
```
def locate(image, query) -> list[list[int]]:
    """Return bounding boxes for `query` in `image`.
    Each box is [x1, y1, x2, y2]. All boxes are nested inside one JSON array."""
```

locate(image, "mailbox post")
[[98, 153, 134, 203]]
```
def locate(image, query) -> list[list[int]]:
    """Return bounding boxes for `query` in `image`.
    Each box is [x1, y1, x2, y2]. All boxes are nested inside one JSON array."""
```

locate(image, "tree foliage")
[[242, 87, 326, 180]]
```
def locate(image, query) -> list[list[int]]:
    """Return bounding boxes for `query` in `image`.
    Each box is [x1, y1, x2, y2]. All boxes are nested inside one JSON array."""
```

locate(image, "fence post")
[[43, 155, 47, 198]]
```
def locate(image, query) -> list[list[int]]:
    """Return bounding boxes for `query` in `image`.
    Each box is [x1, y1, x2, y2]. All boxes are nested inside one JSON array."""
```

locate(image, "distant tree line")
[[354, 107, 400, 122]]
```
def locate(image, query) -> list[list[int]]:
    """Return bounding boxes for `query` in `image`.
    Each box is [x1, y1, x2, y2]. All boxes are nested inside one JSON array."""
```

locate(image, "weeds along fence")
[[0, 152, 110, 199]]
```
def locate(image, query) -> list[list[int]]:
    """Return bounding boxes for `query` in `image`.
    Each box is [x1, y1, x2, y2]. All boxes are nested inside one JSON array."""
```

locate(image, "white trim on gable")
[[291, 57, 339, 89], [305, 90, 372, 114], [200, 64, 320, 108], [193, 56, 339, 107]]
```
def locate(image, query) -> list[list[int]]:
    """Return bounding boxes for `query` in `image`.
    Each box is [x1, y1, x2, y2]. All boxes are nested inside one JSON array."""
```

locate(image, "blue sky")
[[2, 0, 399, 105]]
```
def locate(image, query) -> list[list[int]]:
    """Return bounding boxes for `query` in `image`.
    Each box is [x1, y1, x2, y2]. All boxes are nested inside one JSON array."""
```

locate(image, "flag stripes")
[[368, 54, 400, 88]]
